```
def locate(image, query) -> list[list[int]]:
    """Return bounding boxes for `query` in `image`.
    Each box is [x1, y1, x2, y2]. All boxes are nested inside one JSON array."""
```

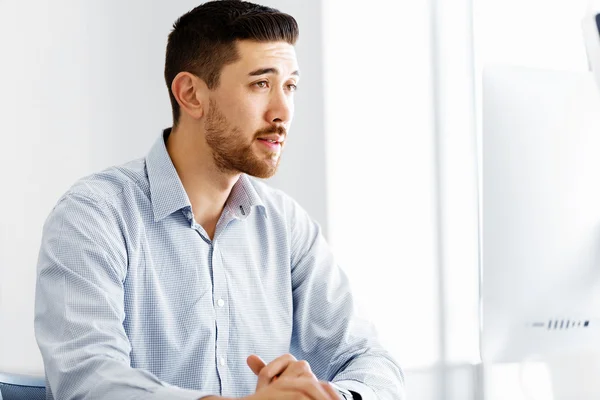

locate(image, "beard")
[[204, 99, 285, 179]]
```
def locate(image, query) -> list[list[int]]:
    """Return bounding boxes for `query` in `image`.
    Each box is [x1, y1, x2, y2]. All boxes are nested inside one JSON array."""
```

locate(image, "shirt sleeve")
[[34, 193, 216, 400], [288, 200, 406, 400]]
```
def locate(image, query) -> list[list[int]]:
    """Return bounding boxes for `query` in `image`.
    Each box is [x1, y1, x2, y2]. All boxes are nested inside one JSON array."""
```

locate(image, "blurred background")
[[0, 0, 596, 398]]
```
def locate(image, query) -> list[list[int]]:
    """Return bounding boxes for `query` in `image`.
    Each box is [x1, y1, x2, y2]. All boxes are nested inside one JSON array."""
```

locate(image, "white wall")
[[323, 0, 440, 371], [323, 0, 481, 398], [0, 0, 326, 376]]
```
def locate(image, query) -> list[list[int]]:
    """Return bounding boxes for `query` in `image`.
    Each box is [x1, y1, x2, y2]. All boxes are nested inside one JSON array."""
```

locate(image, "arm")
[[34, 193, 216, 400], [288, 202, 406, 400]]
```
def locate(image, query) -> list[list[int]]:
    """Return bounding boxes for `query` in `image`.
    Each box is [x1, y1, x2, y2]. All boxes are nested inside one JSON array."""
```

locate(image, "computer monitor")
[[582, 9, 600, 93], [480, 65, 600, 364]]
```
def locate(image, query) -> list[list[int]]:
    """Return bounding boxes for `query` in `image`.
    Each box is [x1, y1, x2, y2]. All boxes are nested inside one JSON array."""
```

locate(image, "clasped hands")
[[203, 353, 339, 400], [245, 353, 339, 400]]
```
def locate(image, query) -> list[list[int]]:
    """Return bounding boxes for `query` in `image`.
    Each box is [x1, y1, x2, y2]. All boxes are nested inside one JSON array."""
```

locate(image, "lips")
[[257, 138, 281, 144], [257, 138, 282, 150], [256, 134, 284, 144]]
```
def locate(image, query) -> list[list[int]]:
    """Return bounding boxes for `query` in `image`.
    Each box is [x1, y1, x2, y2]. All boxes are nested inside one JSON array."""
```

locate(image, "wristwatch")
[[329, 382, 361, 400]]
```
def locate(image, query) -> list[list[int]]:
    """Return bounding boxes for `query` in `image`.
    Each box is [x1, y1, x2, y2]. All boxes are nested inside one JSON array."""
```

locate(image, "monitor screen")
[[481, 65, 600, 363]]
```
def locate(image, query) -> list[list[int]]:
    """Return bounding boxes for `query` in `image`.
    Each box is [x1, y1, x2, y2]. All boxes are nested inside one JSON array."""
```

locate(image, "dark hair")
[[164, 0, 299, 126]]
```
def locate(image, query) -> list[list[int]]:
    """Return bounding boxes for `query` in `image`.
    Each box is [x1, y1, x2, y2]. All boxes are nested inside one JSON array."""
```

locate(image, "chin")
[[245, 159, 280, 179], [248, 166, 278, 179]]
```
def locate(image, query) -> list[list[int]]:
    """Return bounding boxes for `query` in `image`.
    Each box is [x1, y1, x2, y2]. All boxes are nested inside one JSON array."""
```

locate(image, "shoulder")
[[61, 158, 148, 207], [45, 158, 148, 228]]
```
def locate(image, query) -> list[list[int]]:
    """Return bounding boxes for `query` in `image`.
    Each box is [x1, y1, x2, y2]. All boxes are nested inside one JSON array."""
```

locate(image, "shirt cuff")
[[334, 380, 379, 400], [153, 385, 218, 400]]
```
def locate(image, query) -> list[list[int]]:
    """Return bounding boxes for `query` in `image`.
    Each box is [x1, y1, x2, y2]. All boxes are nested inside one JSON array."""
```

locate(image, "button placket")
[[211, 240, 231, 391]]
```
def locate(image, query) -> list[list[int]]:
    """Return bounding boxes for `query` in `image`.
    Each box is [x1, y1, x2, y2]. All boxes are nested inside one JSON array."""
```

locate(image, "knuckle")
[[297, 360, 311, 371], [301, 376, 317, 386], [258, 367, 271, 380]]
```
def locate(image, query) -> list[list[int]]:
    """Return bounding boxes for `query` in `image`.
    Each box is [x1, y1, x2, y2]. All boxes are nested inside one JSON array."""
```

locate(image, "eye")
[[287, 84, 298, 92], [254, 81, 269, 88]]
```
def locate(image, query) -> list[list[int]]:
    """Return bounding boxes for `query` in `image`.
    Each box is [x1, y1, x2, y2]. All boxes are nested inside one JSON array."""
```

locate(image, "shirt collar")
[[146, 129, 192, 222], [226, 173, 267, 220], [146, 128, 267, 222]]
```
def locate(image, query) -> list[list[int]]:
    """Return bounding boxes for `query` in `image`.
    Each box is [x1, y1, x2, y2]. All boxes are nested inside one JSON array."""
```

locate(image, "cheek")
[[289, 101, 295, 122], [214, 91, 267, 132], [234, 101, 266, 130]]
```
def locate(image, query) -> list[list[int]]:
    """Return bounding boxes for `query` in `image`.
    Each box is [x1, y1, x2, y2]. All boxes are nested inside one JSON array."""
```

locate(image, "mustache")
[[254, 125, 287, 139]]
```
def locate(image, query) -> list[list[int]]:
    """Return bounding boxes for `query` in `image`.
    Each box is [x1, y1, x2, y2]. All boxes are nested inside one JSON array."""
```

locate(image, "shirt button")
[[219, 357, 226, 366], [217, 298, 225, 307]]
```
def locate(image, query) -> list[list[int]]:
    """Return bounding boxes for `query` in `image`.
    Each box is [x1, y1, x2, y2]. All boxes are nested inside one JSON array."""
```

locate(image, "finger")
[[257, 353, 297, 388], [321, 382, 341, 400], [274, 376, 333, 400], [246, 354, 267, 376], [274, 388, 312, 400], [271, 390, 311, 400], [279, 359, 314, 380]]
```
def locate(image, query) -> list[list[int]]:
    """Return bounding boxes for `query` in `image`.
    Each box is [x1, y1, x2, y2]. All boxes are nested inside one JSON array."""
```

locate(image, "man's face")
[[204, 40, 299, 179]]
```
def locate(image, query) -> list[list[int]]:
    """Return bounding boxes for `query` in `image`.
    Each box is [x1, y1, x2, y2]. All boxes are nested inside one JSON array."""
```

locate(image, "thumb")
[[247, 354, 267, 376]]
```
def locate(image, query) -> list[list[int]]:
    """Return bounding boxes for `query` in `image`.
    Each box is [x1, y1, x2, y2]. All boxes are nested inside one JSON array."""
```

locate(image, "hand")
[[245, 376, 339, 400], [247, 353, 317, 390]]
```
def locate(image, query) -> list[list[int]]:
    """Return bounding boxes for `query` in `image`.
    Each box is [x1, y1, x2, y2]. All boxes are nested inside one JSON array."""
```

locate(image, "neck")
[[165, 124, 240, 231]]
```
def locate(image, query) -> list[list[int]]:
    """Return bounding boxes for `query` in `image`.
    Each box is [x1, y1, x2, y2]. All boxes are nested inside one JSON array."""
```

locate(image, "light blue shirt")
[[34, 130, 405, 400]]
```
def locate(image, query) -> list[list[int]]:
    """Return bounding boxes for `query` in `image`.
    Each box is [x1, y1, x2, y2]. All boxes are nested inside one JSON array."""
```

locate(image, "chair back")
[[0, 373, 45, 400]]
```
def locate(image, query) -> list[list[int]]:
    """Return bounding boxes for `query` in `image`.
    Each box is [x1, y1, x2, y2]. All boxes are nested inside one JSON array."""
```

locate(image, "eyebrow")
[[248, 67, 300, 77]]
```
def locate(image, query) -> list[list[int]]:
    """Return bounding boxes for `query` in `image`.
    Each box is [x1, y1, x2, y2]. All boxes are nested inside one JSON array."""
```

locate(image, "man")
[[34, 1, 405, 399]]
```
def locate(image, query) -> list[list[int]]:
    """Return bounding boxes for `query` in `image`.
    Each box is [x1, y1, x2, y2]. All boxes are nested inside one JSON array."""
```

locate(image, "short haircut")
[[164, 0, 299, 126]]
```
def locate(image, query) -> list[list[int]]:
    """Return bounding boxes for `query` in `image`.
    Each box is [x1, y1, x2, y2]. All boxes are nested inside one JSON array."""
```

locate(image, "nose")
[[265, 87, 293, 126]]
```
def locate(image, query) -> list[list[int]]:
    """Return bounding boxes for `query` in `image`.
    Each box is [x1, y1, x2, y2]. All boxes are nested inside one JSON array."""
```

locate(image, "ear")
[[171, 72, 208, 121]]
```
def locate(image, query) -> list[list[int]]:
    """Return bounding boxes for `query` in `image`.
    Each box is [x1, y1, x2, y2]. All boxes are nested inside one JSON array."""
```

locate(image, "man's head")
[[164, 0, 300, 178]]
